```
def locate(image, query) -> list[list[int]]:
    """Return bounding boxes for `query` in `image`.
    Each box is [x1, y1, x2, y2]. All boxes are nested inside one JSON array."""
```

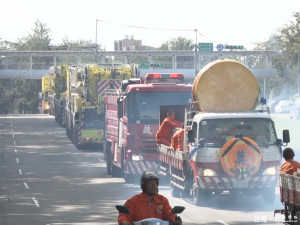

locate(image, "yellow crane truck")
[[65, 63, 139, 149]]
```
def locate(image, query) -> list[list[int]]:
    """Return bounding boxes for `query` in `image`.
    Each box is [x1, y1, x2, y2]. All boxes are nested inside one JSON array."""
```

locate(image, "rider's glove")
[[174, 216, 182, 225]]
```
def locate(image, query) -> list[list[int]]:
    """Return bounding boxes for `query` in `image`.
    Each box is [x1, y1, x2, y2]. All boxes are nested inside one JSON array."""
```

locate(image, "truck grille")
[[140, 137, 157, 153]]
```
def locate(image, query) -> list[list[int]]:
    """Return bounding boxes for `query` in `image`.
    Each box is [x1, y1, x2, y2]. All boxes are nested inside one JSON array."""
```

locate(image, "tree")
[[9, 79, 40, 114], [5, 20, 51, 113], [158, 36, 194, 50]]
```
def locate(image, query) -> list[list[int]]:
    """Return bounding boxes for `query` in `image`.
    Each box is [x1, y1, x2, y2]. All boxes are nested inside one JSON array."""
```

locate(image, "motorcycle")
[[116, 205, 185, 225]]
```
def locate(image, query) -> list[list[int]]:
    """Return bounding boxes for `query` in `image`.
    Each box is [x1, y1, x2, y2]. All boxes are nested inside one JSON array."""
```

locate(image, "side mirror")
[[282, 129, 290, 144], [116, 205, 130, 214], [172, 206, 185, 214], [188, 130, 195, 143]]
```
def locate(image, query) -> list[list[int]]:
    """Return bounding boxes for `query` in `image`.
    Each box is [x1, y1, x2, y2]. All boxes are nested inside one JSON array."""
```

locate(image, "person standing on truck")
[[156, 110, 182, 146], [118, 169, 182, 225], [280, 147, 300, 175], [171, 125, 185, 151]]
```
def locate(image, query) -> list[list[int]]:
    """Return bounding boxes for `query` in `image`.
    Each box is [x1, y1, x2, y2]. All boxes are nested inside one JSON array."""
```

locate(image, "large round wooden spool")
[[192, 59, 260, 112]]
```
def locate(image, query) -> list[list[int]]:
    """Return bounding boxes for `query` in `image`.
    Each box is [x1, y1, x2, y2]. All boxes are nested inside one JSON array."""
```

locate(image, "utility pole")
[[194, 29, 198, 77], [297, 50, 300, 96], [95, 19, 100, 63]]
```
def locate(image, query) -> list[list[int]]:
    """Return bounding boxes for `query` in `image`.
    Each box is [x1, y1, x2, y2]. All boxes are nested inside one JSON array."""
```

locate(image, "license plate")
[[233, 180, 248, 188]]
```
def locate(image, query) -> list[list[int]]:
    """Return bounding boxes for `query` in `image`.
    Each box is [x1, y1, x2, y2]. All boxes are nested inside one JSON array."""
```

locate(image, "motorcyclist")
[[118, 168, 182, 225]]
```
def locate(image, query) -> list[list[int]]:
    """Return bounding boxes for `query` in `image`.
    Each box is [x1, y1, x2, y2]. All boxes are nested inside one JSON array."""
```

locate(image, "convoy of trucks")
[[157, 59, 290, 205], [64, 63, 138, 149], [42, 63, 138, 149], [103, 73, 192, 182], [41, 59, 293, 220], [41, 64, 70, 126]]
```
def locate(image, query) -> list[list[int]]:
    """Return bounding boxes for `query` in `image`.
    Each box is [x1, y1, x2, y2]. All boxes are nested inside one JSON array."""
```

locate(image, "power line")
[[97, 19, 195, 32]]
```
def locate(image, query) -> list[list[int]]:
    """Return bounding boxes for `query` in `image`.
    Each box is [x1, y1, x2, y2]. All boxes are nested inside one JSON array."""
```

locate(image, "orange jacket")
[[156, 117, 182, 144], [118, 192, 177, 224], [280, 159, 300, 175], [171, 128, 184, 151]]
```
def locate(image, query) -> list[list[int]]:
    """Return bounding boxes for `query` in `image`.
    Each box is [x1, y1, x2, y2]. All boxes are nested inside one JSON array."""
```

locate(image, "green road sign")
[[138, 62, 150, 69], [198, 43, 213, 52]]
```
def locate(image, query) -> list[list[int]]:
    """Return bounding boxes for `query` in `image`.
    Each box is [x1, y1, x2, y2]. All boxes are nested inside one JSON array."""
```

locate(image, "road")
[[0, 114, 296, 225]]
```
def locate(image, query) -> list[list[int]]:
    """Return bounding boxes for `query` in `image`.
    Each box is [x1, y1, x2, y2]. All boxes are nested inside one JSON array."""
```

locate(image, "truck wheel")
[[262, 188, 275, 204], [171, 183, 181, 198], [105, 143, 112, 175], [192, 185, 201, 206], [111, 164, 119, 177]]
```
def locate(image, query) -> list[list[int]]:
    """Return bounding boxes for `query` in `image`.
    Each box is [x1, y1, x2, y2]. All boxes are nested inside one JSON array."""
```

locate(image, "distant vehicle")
[[289, 106, 300, 119], [289, 98, 300, 119], [274, 100, 293, 113]]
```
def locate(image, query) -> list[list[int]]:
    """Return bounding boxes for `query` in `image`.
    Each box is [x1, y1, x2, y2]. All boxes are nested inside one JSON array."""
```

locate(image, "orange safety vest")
[[280, 159, 300, 175], [171, 128, 184, 151], [156, 117, 182, 145], [118, 192, 177, 224]]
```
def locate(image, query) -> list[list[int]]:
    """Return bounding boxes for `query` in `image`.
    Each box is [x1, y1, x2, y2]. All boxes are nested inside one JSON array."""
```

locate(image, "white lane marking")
[[14, 141, 16, 145], [19, 169, 22, 175], [217, 220, 230, 225], [16, 158, 19, 164], [13, 133, 14, 138], [15, 149, 17, 153], [32, 197, 40, 207], [24, 182, 29, 189], [97, 157, 104, 163]]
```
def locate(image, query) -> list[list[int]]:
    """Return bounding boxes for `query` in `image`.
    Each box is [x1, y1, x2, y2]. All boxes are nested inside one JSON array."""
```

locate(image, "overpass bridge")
[[0, 50, 279, 79]]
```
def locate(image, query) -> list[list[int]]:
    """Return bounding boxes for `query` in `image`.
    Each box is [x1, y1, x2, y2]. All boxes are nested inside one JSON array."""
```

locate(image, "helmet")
[[140, 168, 159, 189]]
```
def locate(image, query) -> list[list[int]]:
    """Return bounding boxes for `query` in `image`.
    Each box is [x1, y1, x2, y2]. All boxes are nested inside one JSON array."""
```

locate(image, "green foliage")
[[158, 36, 194, 50], [9, 79, 40, 113]]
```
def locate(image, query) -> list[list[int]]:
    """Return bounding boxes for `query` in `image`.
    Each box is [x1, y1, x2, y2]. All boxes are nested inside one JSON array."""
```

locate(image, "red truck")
[[104, 73, 192, 182]]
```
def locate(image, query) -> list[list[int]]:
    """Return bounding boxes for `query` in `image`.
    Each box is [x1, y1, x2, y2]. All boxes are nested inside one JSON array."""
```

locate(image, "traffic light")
[[224, 45, 244, 50]]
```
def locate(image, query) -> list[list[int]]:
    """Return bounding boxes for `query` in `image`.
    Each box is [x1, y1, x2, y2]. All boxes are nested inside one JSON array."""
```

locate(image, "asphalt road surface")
[[0, 114, 293, 225]]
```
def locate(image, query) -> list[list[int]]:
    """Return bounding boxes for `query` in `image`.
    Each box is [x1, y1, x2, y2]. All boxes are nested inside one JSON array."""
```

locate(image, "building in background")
[[114, 35, 156, 51]]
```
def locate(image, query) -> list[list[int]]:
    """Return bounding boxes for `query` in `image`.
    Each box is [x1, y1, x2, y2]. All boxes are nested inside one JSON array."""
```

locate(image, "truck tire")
[[262, 187, 275, 204], [192, 184, 201, 206], [111, 164, 119, 177], [105, 142, 112, 175], [171, 183, 181, 198], [192, 178, 212, 206]]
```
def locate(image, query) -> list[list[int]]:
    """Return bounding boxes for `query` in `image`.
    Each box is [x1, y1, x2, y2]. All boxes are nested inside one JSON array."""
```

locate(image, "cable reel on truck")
[[192, 59, 260, 112]]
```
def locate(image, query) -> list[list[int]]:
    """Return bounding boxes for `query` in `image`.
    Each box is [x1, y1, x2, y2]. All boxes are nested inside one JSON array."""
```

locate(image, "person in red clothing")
[[280, 147, 300, 175], [156, 110, 182, 146], [118, 169, 182, 225], [171, 125, 185, 151]]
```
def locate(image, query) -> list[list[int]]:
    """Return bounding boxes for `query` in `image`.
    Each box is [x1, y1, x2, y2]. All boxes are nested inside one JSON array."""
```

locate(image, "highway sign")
[[198, 43, 213, 52], [138, 62, 149, 69], [217, 44, 224, 51]]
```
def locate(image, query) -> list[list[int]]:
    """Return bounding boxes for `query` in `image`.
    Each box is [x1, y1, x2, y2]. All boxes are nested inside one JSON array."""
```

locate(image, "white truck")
[[158, 59, 290, 205]]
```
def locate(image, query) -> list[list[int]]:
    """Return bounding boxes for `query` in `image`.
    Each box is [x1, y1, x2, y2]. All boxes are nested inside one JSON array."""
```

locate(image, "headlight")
[[132, 154, 143, 161], [198, 168, 216, 176], [263, 166, 276, 175], [203, 169, 216, 176]]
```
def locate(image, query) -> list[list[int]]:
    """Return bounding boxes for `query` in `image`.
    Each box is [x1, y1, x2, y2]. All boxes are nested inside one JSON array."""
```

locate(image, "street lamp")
[[194, 29, 198, 77], [297, 50, 300, 97], [95, 19, 100, 46]]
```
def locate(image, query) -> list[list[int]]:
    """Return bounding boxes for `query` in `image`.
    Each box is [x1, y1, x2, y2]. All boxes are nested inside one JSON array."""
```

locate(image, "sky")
[[0, 0, 299, 51]]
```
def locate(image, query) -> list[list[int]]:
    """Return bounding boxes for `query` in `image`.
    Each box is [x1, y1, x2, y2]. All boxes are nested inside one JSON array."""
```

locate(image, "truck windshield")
[[126, 91, 191, 124], [83, 108, 103, 129], [198, 118, 277, 148]]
